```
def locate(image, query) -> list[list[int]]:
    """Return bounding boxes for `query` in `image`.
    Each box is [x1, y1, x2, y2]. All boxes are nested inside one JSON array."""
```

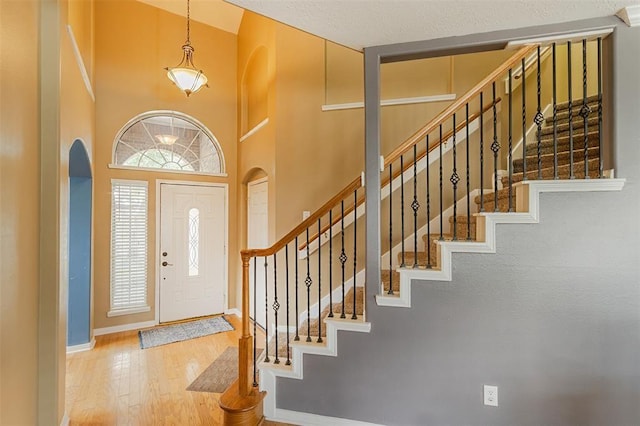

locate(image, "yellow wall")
[[0, 1, 41, 423], [93, 0, 238, 329], [1, 0, 96, 423]]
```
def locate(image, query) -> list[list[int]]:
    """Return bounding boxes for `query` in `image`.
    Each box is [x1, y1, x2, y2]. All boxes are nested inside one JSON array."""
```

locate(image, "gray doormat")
[[138, 316, 234, 349], [187, 346, 263, 393]]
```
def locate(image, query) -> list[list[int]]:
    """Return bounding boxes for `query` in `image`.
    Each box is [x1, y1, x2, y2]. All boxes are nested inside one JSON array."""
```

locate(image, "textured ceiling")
[[137, 0, 244, 34], [225, 0, 640, 50]]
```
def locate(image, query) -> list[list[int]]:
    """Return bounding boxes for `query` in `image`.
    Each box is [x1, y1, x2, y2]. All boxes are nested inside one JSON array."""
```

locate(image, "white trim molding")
[[66, 25, 95, 101], [66, 338, 96, 354], [376, 179, 625, 308], [107, 305, 151, 317], [506, 28, 614, 48], [268, 408, 384, 426], [224, 308, 242, 317], [240, 118, 269, 142], [260, 318, 371, 421], [617, 5, 640, 27], [93, 320, 157, 336], [322, 94, 456, 112]]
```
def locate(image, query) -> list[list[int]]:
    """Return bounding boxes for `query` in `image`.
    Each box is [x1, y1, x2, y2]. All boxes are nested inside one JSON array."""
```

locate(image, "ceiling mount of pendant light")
[[165, 0, 208, 97]]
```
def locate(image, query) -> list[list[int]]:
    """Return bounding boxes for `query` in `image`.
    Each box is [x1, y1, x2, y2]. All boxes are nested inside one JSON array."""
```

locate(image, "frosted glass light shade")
[[154, 134, 179, 145], [166, 67, 208, 97]]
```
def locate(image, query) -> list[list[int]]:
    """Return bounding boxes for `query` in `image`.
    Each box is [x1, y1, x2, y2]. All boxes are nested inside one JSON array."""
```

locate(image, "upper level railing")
[[230, 35, 608, 400]]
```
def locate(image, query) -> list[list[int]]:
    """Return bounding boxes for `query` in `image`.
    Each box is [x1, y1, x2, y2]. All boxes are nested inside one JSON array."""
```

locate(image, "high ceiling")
[[136, 0, 639, 49], [224, 0, 640, 50], [137, 0, 245, 34]]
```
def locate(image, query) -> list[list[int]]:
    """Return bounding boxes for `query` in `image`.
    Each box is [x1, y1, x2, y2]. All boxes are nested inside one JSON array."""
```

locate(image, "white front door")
[[159, 183, 226, 323], [247, 178, 268, 328]]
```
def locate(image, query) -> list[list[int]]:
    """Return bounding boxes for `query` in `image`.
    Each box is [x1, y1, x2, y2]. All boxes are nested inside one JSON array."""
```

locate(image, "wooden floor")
[[66, 315, 288, 425]]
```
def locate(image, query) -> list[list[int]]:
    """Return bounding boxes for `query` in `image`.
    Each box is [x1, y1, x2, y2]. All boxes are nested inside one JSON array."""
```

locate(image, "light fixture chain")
[[186, 0, 190, 44]]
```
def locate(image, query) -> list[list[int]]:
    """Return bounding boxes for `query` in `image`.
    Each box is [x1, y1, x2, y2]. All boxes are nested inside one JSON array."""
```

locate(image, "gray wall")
[[275, 19, 640, 426]]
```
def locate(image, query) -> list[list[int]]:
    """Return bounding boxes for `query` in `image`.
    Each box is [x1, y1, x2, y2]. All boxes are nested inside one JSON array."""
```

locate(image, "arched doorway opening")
[[67, 139, 93, 350]]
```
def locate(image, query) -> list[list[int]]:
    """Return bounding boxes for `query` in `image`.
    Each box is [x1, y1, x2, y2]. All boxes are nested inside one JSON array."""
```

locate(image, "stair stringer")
[[376, 178, 626, 307], [259, 317, 372, 422]]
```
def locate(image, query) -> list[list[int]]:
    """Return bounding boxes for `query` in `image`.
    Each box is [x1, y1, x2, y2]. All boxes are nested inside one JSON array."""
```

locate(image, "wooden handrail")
[[241, 176, 363, 259], [298, 98, 501, 251], [384, 44, 538, 167]]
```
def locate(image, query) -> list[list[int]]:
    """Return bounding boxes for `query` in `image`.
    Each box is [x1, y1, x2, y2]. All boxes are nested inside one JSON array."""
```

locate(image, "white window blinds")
[[110, 180, 148, 313]]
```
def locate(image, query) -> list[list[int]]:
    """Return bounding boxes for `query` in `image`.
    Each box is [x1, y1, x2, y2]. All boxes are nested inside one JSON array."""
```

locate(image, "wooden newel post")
[[238, 252, 252, 397]]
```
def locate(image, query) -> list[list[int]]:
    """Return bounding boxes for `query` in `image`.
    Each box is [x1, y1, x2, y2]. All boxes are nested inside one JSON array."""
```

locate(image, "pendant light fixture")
[[165, 0, 208, 97]]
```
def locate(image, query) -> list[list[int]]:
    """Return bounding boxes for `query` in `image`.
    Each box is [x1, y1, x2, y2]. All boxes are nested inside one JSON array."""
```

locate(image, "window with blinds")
[[109, 180, 150, 316]]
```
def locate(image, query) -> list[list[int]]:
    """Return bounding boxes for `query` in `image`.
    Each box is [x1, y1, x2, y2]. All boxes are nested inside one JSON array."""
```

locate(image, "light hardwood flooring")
[[65, 315, 288, 425]]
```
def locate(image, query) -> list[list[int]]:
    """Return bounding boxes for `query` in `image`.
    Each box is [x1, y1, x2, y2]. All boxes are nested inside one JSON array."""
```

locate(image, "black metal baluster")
[[581, 38, 590, 179], [305, 228, 312, 342], [480, 93, 485, 212], [451, 113, 459, 240], [426, 134, 432, 269], [317, 218, 323, 343], [508, 69, 514, 212], [597, 37, 603, 178], [465, 103, 471, 240], [522, 58, 527, 180], [553, 43, 558, 179], [253, 257, 257, 386], [272, 253, 279, 364], [264, 256, 269, 362], [412, 145, 419, 268], [439, 124, 444, 240], [294, 236, 300, 341], [568, 41, 574, 179], [388, 164, 394, 294], [535, 45, 544, 179], [400, 155, 405, 267], [491, 82, 500, 212], [285, 245, 291, 365], [352, 189, 358, 320], [328, 210, 333, 317], [340, 200, 347, 318]]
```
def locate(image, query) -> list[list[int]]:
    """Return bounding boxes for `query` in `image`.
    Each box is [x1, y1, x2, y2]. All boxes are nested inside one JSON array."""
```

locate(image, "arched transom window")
[[112, 111, 225, 175]]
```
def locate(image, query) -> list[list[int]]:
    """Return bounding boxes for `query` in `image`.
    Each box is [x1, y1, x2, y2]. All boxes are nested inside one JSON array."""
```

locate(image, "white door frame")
[[155, 179, 229, 325]]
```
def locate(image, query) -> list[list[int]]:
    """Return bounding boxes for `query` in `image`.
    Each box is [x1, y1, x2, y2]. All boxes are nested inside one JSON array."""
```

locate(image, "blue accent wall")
[[68, 177, 92, 346]]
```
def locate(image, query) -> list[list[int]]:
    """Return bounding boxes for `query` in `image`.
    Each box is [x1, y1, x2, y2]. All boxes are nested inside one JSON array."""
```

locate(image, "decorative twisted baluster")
[[328, 210, 333, 317], [272, 253, 280, 364], [340, 200, 347, 318], [263, 256, 269, 362], [412, 145, 419, 268], [451, 113, 459, 240], [426, 134, 432, 269], [580, 38, 591, 179], [285, 245, 291, 365], [508, 68, 514, 212], [305, 228, 312, 342], [352, 189, 358, 320], [465, 103, 471, 240], [317, 218, 323, 343], [439, 124, 444, 240], [491, 82, 500, 212], [388, 164, 394, 294], [479, 92, 485, 212], [294, 236, 300, 341], [597, 37, 603, 178], [534, 45, 544, 179], [252, 257, 257, 386], [568, 41, 574, 179], [521, 57, 527, 180], [553, 43, 558, 179], [400, 155, 405, 267]]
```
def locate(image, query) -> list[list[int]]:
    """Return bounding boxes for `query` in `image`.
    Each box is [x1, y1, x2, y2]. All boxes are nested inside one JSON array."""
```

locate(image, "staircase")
[[222, 38, 623, 426], [380, 94, 603, 293]]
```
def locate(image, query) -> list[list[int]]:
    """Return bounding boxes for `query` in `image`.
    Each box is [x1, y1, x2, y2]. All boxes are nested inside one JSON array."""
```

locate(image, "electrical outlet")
[[484, 385, 498, 407], [302, 210, 310, 220]]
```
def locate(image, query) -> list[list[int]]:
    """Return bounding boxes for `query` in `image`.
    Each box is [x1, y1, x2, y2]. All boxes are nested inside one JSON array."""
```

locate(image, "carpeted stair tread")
[[381, 269, 400, 292], [544, 100, 599, 124], [554, 95, 599, 112], [527, 131, 600, 157], [299, 287, 364, 338], [513, 146, 600, 173], [538, 116, 599, 137], [502, 158, 601, 185]]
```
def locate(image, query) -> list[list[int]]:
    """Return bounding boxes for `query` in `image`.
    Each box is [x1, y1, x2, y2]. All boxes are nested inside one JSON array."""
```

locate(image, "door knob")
[[162, 261, 173, 267]]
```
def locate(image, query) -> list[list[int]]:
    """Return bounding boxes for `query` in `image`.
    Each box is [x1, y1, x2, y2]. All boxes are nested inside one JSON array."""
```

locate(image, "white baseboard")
[[224, 308, 242, 317], [66, 338, 96, 354], [269, 408, 383, 426], [93, 320, 157, 336], [60, 411, 69, 426]]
